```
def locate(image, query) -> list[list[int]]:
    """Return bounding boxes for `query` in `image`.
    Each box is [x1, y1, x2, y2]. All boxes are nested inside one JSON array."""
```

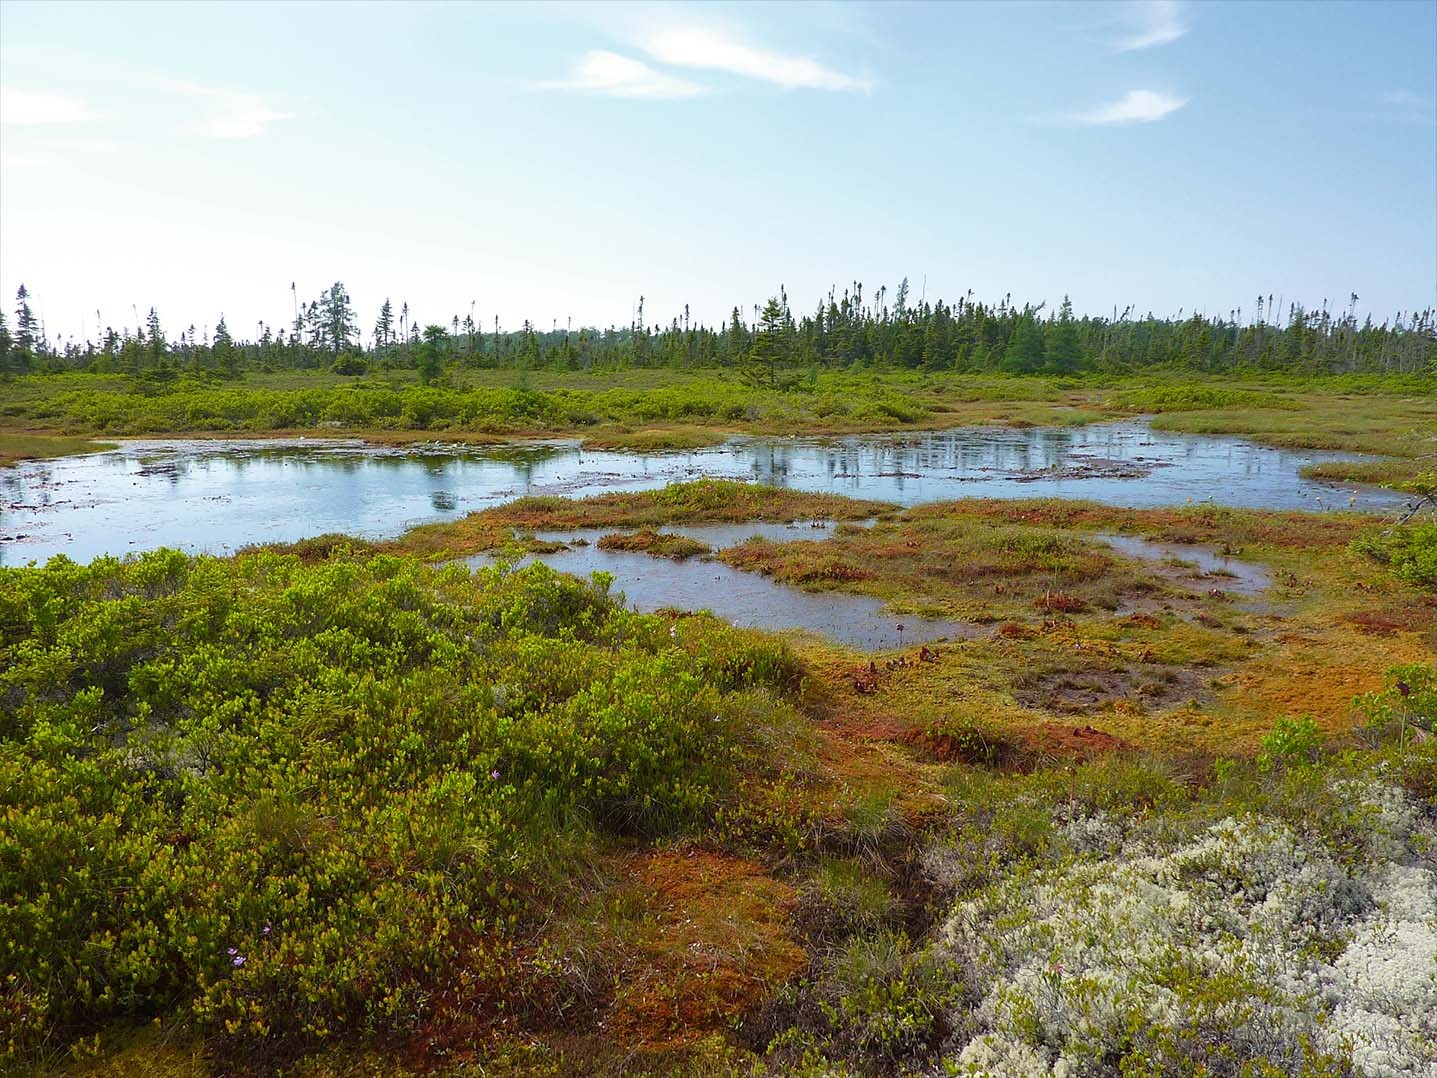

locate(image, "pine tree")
[[1004, 311, 1046, 374], [0, 311, 13, 376], [417, 325, 446, 384], [375, 299, 394, 351], [214, 315, 238, 378], [725, 306, 748, 366], [146, 307, 165, 364]]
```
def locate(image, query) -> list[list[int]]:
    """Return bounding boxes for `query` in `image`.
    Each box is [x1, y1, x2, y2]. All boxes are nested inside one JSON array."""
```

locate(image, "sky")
[[1, 0, 1434, 346]]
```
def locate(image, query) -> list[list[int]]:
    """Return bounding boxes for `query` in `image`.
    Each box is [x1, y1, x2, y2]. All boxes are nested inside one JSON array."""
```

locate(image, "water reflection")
[[468, 523, 971, 651], [0, 422, 1405, 566]]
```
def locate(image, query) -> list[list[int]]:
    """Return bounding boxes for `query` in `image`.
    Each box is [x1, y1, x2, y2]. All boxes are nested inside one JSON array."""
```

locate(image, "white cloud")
[[0, 87, 96, 125], [640, 26, 871, 92], [187, 89, 292, 138], [1115, 1, 1187, 52], [1381, 89, 1436, 124], [0, 76, 289, 138], [1075, 89, 1187, 126], [545, 50, 705, 100]]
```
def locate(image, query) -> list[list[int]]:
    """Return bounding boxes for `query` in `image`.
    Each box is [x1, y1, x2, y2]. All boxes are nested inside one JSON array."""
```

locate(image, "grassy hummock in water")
[[391, 478, 894, 560], [596, 529, 711, 560], [579, 426, 729, 453], [0, 431, 117, 467]]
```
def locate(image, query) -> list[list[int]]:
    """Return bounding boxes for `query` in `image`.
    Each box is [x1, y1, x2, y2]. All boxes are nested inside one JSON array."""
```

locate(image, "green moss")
[[580, 427, 728, 452], [0, 432, 117, 466]]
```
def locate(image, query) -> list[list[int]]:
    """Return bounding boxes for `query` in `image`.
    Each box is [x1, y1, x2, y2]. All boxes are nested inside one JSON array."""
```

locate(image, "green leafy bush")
[[0, 549, 803, 1062], [1351, 523, 1437, 589], [1257, 715, 1323, 771]]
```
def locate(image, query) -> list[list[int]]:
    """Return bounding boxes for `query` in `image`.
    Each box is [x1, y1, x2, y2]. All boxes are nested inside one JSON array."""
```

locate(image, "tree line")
[[2, 278, 1433, 381]]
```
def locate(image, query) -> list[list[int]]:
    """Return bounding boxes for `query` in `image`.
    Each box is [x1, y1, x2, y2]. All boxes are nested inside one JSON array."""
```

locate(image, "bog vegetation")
[[2, 478, 1434, 1076], [1, 548, 809, 1066]]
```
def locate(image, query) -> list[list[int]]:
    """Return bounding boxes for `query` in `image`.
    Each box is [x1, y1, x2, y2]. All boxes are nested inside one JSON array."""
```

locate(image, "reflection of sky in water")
[[0, 421, 1407, 565], [466, 523, 971, 652]]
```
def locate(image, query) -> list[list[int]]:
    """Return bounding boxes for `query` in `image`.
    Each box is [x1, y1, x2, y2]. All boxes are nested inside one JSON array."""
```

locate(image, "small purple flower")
[[491, 769, 501, 781], [226, 947, 238, 956], [261, 925, 272, 936], [232, 954, 246, 967]]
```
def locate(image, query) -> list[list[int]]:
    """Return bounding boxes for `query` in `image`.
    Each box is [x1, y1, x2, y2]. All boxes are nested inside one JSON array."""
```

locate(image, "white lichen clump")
[[938, 782, 1437, 1076]]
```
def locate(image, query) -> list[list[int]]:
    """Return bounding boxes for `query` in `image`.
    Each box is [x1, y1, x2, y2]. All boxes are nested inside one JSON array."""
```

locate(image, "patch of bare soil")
[[1014, 663, 1213, 714]]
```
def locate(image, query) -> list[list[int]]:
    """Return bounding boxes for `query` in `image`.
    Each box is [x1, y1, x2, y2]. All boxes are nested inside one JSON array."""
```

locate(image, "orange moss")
[[1222, 626, 1434, 741], [610, 849, 805, 1050]]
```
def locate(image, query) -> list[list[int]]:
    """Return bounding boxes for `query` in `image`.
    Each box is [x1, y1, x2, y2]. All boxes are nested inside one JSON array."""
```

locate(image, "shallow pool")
[[0, 420, 1405, 566]]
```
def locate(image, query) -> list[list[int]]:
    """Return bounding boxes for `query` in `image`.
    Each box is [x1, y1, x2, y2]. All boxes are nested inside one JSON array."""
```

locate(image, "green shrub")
[[819, 932, 963, 1061], [1257, 715, 1323, 771], [0, 549, 804, 1062], [1351, 523, 1437, 589]]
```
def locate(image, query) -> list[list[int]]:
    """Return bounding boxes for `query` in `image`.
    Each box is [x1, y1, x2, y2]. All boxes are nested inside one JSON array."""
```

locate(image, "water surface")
[[468, 522, 971, 651], [1, 421, 1404, 566], [1092, 533, 1273, 596]]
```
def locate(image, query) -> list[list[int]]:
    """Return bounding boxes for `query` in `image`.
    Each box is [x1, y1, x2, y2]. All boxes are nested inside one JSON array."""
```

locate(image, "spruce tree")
[[1046, 296, 1081, 374]]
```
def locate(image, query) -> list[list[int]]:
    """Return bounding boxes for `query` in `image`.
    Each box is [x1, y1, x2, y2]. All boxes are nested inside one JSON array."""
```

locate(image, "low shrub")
[[0, 549, 806, 1063], [1351, 523, 1437, 589]]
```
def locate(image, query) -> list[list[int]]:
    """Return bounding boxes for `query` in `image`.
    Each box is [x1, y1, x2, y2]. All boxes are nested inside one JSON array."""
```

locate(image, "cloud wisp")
[[1381, 89, 1436, 125], [543, 50, 705, 100], [1074, 89, 1187, 126], [180, 86, 293, 138], [0, 70, 290, 138], [639, 26, 872, 92], [0, 87, 97, 125], [1114, 0, 1187, 52]]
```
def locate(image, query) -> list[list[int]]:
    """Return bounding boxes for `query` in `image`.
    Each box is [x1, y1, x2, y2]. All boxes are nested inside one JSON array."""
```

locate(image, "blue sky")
[[1, 0, 1433, 346]]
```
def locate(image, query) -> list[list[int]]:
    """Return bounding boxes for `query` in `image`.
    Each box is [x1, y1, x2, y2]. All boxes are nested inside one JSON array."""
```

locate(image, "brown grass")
[[596, 530, 710, 560], [469, 480, 891, 532]]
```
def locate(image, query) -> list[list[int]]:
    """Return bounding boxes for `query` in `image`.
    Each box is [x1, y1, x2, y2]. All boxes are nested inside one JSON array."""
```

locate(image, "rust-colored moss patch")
[[610, 849, 806, 1050]]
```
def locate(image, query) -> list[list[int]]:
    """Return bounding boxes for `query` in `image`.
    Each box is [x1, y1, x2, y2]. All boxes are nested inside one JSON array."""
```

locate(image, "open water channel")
[[1, 420, 1406, 647]]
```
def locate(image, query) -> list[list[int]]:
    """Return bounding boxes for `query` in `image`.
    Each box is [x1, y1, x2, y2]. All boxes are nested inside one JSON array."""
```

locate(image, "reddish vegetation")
[[611, 850, 806, 1049], [1343, 601, 1437, 637], [1028, 723, 1133, 757], [398, 936, 550, 1065], [1034, 590, 1088, 613]]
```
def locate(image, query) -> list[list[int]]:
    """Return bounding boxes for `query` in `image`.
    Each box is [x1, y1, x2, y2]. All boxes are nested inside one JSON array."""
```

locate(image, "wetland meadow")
[[3, 364, 1434, 1076]]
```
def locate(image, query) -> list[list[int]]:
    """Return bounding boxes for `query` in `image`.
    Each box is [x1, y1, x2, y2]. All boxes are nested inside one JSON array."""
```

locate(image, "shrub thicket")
[[0, 549, 803, 1062]]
